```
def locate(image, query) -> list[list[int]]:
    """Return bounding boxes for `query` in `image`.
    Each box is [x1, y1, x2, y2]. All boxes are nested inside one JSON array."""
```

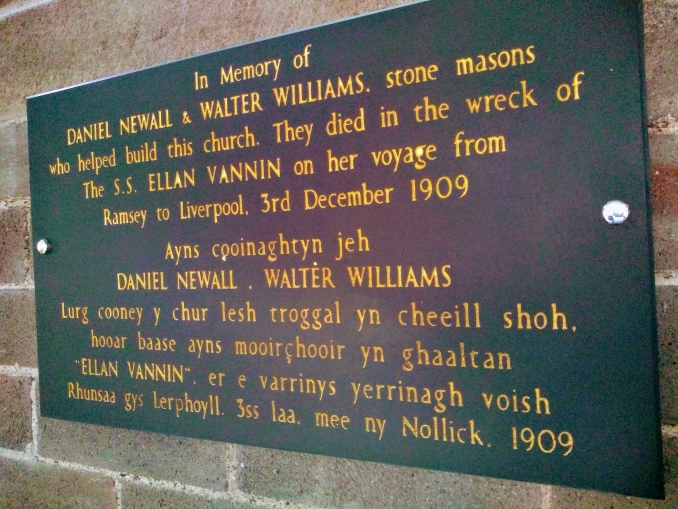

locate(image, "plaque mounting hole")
[[36, 239, 51, 254], [602, 201, 629, 225]]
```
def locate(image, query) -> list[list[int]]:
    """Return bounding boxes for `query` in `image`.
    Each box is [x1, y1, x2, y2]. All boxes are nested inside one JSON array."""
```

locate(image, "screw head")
[[36, 239, 51, 254], [602, 201, 629, 225]]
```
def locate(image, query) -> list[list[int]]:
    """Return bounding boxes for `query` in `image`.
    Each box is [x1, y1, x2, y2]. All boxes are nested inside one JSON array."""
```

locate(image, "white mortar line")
[[0, 117, 27, 127], [650, 125, 678, 134], [0, 447, 320, 509], [0, 282, 35, 290], [656, 271, 678, 286], [0, 0, 56, 21], [0, 447, 127, 487], [114, 478, 122, 509], [0, 198, 30, 208], [29, 375, 39, 456], [0, 364, 38, 378], [224, 443, 239, 485], [649, 127, 678, 134], [540, 485, 552, 509]]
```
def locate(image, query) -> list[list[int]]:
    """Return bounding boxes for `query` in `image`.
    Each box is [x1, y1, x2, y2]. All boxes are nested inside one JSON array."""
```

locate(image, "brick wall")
[[0, 1, 675, 507]]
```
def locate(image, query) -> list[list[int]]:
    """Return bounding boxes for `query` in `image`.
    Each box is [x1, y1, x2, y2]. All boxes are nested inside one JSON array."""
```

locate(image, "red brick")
[[644, 0, 678, 122], [0, 289, 37, 366], [0, 204, 30, 284], [650, 130, 678, 218], [658, 286, 678, 424], [122, 483, 246, 509], [0, 120, 29, 200], [0, 456, 116, 509], [40, 418, 231, 491], [0, 0, 410, 122], [0, 374, 32, 450], [237, 445, 543, 509]]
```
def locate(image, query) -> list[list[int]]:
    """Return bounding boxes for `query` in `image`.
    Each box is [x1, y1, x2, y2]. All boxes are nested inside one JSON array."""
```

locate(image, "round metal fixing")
[[36, 239, 51, 255], [602, 200, 629, 225]]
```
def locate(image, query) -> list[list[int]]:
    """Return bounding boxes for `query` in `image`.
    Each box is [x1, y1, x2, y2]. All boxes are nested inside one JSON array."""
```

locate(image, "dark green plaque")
[[27, 0, 662, 498]]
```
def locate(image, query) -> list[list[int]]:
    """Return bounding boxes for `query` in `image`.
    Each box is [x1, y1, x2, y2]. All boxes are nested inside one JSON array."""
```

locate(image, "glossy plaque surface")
[[28, 0, 662, 498]]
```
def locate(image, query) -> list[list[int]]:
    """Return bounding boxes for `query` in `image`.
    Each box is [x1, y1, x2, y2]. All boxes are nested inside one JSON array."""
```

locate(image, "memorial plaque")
[[27, 0, 663, 498]]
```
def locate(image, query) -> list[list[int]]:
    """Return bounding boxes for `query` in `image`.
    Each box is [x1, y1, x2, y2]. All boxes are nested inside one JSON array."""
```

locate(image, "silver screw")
[[36, 239, 51, 254], [602, 201, 629, 225]]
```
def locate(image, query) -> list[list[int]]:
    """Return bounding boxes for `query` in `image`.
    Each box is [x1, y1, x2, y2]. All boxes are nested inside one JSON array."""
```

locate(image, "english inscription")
[[28, 0, 662, 499]]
